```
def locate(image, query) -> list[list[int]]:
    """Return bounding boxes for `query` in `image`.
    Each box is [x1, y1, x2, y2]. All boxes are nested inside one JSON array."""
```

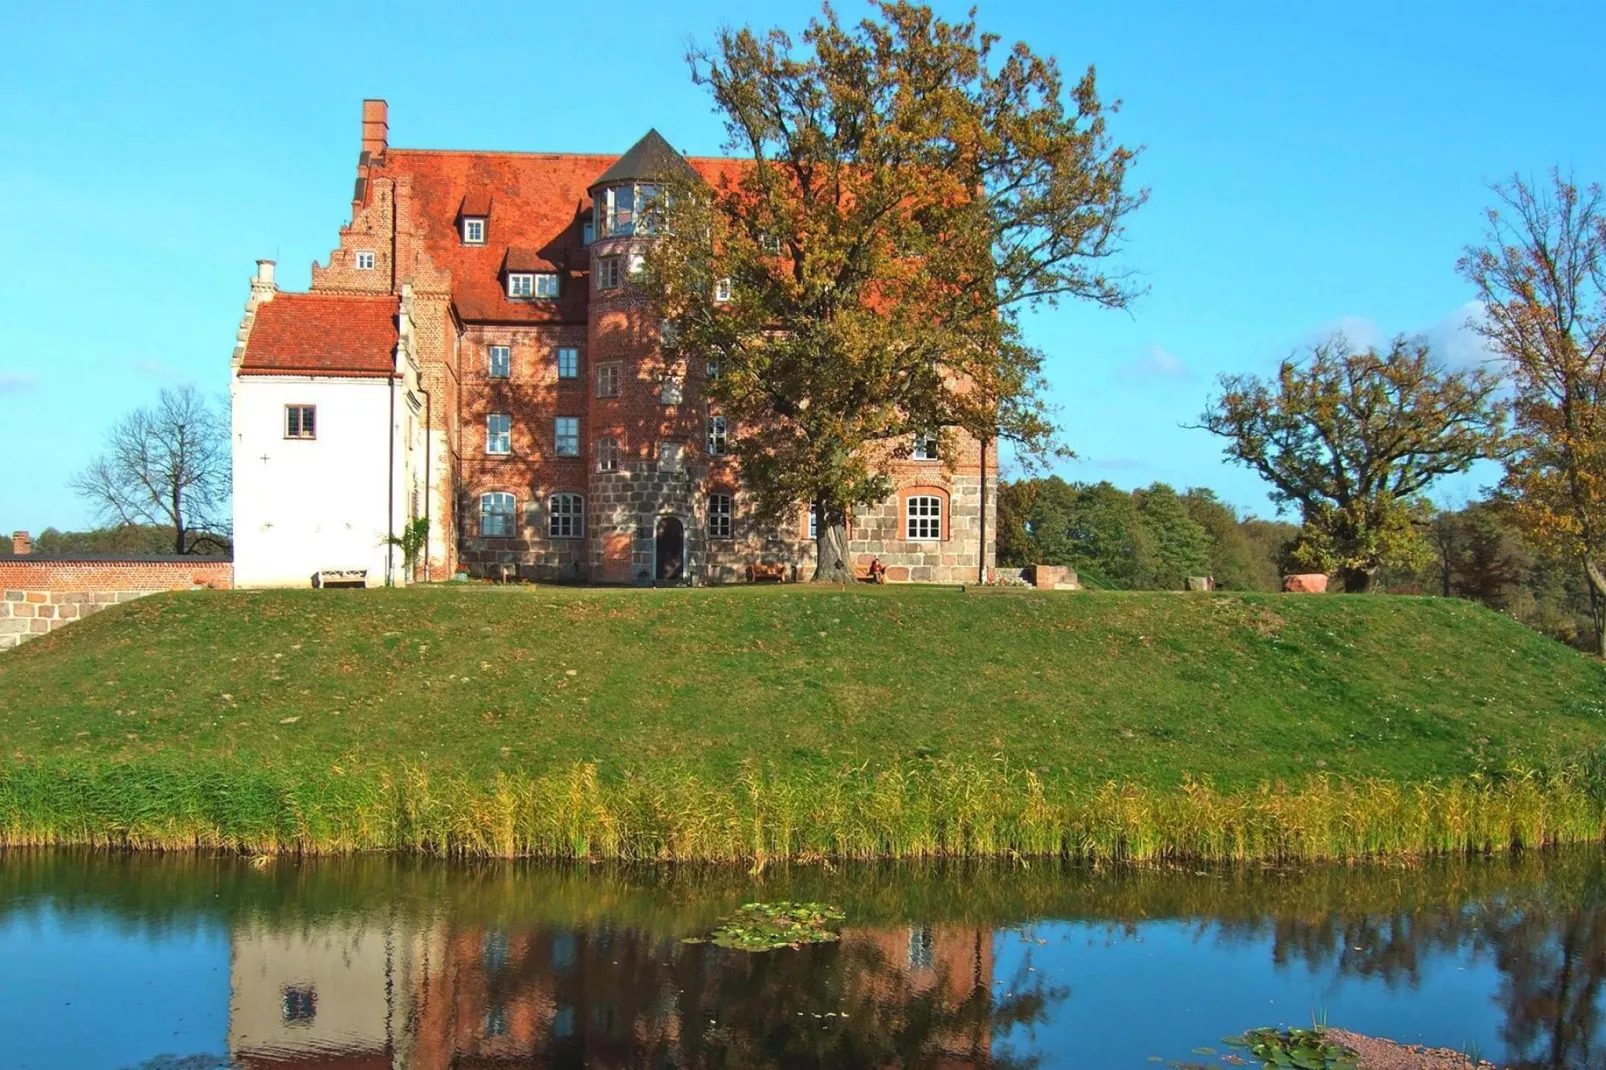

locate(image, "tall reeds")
[[0, 759, 1600, 863]]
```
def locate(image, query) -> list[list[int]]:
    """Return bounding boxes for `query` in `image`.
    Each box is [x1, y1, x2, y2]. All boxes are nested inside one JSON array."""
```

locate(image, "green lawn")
[[4, 584, 1603, 789]]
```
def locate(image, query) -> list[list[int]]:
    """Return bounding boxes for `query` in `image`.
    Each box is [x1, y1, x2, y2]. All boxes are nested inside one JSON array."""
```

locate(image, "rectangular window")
[[706, 359, 721, 381], [596, 363, 620, 398], [636, 184, 662, 235], [659, 376, 683, 405], [488, 345, 511, 379], [282, 985, 317, 1023], [597, 256, 621, 290], [507, 273, 534, 298], [658, 441, 683, 472], [463, 217, 485, 244], [554, 416, 579, 457], [603, 185, 635, 237], [627, 251, 645, 276], [808, 504, 818, 539], [355, 250, 375, 270], [906, 495, 943, 541], [480, 492, 515, 537], [556, 347, 579, 379], [285, 405, 316, 439], [760, 233, 782, 254], [708, 493, 733, 539], [713, 277, 732, 303], [913, 432, 940, 461], [534, 273, 559, 298], [549, 493, 584, 538], [582, 218, 595, 245], [707, 415, 728, 456], [595, 436, 619, 472], [486, 413, 511, 455]]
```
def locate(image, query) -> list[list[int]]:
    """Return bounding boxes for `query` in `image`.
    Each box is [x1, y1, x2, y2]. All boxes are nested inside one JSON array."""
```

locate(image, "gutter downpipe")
[[386, 371, 397, 586]]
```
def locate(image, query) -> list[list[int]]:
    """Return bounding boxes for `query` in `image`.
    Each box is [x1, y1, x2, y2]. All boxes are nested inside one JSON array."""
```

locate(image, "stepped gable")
[[238, 292, 398, 377], [365, 138, 743, 325]]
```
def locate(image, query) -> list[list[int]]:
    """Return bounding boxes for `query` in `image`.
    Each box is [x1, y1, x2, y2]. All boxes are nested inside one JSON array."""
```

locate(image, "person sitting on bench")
[[867, 557, 886, 584]]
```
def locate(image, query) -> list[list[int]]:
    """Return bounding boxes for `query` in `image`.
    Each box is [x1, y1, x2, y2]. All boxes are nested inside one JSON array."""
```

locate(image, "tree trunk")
[[1339, 566, 1375, 593], [811, 522, 853, 583], [1585, 560, 1606, 658]]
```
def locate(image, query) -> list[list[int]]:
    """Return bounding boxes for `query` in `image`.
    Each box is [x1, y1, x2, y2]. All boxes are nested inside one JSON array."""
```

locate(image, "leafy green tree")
[[641, 2, 1145, 580], [1460, 171, 1606, 654], [1198, 334, 1506, 592], [1132, 483, 1212, 588], [1180, 488, 1276, 590]]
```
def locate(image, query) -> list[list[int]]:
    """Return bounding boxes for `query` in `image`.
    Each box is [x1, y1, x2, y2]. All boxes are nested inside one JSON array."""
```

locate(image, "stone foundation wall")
[[0, 557, 232, 651]]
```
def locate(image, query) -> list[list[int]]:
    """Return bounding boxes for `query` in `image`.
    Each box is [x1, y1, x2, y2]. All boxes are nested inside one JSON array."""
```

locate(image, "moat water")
[[2, 849, 1604, 1069]]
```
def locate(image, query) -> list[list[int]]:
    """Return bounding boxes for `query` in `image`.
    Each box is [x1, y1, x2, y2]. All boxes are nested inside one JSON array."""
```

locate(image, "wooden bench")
[[312, 569, 368, 589], [747, 562, 787, 583], [853, 562, 886, 584]]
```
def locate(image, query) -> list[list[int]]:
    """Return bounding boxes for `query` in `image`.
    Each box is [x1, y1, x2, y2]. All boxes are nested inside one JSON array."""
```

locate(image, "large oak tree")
[[1460, 172, 1606, 654], [641, 2, 1144, 580], [1198, 335, 1505, 592]]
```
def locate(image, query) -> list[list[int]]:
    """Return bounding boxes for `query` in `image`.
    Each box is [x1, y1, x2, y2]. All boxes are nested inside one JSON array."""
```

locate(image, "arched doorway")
[[654, 516, 685, 583]]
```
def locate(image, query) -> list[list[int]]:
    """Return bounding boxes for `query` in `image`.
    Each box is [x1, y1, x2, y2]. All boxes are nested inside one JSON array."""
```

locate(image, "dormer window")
[[508, 273, 534, 298], [534, 273, 559, 298], [582, 219, 595, 245], [462, 217, 486, 244]]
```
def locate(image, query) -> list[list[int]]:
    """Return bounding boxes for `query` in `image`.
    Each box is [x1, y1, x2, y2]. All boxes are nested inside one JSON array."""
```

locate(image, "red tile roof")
[[239, 293, 398, 377], [368, 146, 745, 324]]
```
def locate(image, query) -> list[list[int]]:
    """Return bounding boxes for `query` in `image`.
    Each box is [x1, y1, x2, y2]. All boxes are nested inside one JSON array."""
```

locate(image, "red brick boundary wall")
[[0, 557, 233, 651]]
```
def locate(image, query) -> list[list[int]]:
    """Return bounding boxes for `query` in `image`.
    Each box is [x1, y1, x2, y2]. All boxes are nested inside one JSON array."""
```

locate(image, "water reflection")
[[0, 851, 1603, 1068]]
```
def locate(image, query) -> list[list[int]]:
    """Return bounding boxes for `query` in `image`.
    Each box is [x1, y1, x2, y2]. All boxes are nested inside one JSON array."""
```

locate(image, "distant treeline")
[[997, 478, 1596, 651], [1, 524, 230, 556]]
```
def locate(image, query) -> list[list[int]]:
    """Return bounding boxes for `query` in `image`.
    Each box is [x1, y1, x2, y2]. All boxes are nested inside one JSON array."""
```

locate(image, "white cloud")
[[1114, 344, 1191, 382], [1424, 301, 1497, 369], [0, 371, 37, 394]]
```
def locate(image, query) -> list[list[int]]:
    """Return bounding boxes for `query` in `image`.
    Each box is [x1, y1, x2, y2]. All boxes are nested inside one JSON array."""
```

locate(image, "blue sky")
[[2, 0, 1603, 533]]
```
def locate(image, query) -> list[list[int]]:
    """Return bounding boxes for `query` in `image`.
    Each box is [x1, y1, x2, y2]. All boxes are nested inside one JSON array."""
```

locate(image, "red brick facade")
[[287, 101, 996, 585]]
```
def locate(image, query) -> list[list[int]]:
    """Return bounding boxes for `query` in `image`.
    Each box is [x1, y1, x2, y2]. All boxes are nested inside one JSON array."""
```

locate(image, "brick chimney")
[[361, 99, 388, 159], [12, 531, 30, 556]]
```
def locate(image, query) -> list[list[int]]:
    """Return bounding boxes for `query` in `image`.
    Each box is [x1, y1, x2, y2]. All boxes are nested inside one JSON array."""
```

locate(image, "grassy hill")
[[3, 585, 1604, 860]]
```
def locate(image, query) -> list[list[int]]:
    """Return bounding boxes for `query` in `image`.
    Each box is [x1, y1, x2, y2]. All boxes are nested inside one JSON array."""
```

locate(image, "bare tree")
[[70, 385, 231, 555]]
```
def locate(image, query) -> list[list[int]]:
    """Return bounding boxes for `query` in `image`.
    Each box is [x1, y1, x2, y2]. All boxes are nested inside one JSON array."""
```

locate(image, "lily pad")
[[704, 902, 846, 952]]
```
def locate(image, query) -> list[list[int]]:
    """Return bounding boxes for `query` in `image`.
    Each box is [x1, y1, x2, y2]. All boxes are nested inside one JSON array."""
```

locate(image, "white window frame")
[[658, 441, 683, 472], [507, 273, 534, 298], [906, 494, 943, 541], [808, 504, 818, 539], [556, 347, 579, 380], [284, 404, 316, 440], [713, 277, 733, 303], [707, 415, 728, 456], [354, 250, 376, 270], [596, 363, 620, 398], [708, 493, 734, 539], [659, 376, 683, 405], [595, 436, 619, 472], [548, 493, 584, 538], [554, 416, 580, 457], [463, 217, 486, 245], [480, 492, 516, 537], [488, 345, 511, 379], [913, 432, 940, 461], [534, 273, 560, 299], [597, 256, 621, 291], [486, 414, 512, 455]]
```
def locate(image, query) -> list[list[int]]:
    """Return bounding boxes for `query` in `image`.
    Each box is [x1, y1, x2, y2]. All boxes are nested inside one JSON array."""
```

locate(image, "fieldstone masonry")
[[0, 555, 233, 651]]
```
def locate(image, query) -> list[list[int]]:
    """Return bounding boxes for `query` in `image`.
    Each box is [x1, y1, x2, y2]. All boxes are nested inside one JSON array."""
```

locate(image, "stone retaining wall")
[[0, 557, 233, 651]]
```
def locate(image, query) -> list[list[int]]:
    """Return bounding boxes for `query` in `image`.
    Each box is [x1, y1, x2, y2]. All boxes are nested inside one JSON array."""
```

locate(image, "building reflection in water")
[[226, 916, 1048, 1069]]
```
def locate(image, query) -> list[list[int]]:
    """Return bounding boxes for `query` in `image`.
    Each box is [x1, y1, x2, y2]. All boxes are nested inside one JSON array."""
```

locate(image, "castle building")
[[230, 100, 997, 587]]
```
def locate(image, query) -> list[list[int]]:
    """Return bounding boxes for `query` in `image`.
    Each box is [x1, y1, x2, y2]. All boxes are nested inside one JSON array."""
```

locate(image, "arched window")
[[905, 494, 943, 541], [549, 493, 584, 538], [708, 493, 734, 539], [595, 436, 619, 472], [480, 492, 516, 538]]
